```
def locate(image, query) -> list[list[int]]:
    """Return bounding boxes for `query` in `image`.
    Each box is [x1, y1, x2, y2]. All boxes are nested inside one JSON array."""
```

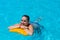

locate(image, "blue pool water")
[[0, 0, 60, 40]]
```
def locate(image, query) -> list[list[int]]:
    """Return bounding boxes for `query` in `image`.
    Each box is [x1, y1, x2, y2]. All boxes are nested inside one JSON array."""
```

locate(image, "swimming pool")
[[0, 0, 60, 40]]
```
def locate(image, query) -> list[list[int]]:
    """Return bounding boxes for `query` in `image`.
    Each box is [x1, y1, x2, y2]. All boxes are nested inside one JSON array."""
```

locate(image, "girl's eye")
[[21, 20, 27, 22], [24, 20, 26, 22]]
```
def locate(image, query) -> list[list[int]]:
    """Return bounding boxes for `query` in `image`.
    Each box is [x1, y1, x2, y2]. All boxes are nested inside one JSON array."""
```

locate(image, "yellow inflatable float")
[[9, 28, 28, 36]]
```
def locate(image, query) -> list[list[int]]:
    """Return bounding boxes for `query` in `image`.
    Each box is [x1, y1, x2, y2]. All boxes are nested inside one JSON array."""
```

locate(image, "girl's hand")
[[20, 26, 25, 29], [8, 26, 14, 29], [21, 26, 28, 29]]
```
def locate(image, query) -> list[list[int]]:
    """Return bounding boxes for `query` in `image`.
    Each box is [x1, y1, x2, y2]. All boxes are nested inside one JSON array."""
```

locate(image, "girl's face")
[[21, 16, 29, 26]]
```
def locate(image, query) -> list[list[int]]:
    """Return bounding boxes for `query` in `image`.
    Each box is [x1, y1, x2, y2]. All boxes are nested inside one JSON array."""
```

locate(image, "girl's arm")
[[24, 25, 33, 35], [8, 24, 20, 29]]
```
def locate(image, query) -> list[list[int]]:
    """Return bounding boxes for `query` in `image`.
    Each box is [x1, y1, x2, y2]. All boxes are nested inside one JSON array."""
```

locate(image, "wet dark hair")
[[22, 15, 30, 22]]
